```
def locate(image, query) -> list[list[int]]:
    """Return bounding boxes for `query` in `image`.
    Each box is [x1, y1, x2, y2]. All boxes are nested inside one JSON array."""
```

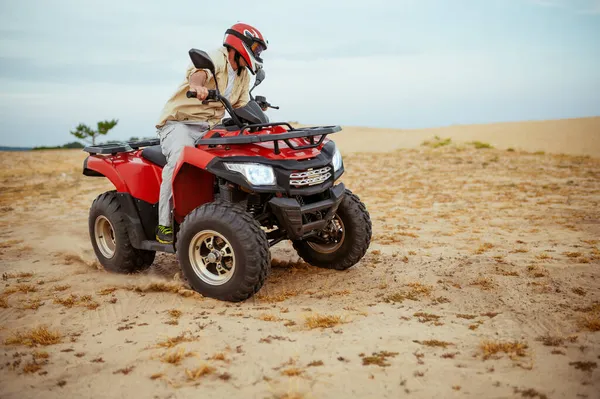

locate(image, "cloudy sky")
[[0, 0, 599, 147]]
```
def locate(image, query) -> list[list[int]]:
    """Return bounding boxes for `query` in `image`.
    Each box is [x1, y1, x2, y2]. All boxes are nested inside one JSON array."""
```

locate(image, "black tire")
[[176, 201, 270, 302], [89, 191, 155, 273], [293, 189, 372, 270]]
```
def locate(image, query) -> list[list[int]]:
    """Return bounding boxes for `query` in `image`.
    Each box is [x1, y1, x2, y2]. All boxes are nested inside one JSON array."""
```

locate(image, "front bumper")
[[268, 183, 345, 240], [205, 141, 344, 195]]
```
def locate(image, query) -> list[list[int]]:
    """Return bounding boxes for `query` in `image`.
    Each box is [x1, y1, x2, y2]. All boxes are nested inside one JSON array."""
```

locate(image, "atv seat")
[[141, 145, 167, 167]]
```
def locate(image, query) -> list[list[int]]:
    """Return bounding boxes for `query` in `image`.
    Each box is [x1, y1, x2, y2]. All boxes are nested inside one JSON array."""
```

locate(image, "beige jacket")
[[156, 47, 251, 128]]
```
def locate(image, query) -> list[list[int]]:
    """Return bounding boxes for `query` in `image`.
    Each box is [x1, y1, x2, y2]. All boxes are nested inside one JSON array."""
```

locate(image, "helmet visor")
[[250, 41, 266, 60]]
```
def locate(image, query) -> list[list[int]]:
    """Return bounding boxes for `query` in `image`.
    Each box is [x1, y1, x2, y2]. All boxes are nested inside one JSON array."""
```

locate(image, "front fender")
[[172, 146, 216, 223]]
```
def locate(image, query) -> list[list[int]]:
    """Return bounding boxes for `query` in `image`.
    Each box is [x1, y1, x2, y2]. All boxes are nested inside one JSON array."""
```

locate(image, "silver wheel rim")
[[94, 215, 116, 259], [189, 230, 235, 286], [308, 215, 345, 254]]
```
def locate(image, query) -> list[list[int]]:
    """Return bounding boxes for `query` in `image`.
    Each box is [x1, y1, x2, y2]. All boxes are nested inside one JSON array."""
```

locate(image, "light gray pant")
[[157, 121, 209, 227]]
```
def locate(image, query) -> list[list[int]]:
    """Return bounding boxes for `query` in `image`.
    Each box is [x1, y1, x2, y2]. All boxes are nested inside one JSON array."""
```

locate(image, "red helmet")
[[223, 23, 268, 75]]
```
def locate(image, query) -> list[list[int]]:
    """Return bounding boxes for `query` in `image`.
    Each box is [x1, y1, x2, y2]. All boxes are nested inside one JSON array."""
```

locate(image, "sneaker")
[[156, 225, 173, 244]]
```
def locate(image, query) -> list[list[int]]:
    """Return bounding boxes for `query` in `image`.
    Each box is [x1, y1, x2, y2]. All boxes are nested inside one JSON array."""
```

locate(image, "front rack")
[[197, 123, 341, 155]]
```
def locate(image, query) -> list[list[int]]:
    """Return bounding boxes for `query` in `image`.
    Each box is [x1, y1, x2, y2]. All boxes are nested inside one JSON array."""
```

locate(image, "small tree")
[[70, 119, 118, 146]]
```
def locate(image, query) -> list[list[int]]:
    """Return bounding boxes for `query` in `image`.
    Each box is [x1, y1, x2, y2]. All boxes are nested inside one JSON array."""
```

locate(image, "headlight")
[[224, 162, 276, 186], [332, 147, 343, 172]]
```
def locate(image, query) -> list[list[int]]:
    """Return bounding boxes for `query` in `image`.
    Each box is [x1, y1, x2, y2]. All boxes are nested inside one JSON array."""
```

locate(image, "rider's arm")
[[189, 70, 208, 90], [184, 67, 209, 100]]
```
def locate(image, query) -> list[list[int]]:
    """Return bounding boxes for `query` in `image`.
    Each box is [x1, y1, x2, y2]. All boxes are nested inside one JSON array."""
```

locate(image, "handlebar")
[[186, 89, 217, 102]]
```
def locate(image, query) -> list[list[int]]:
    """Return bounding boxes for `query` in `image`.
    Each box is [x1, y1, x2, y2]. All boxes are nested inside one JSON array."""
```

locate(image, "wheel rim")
[[94, 215, 116, 259], [308, 215, 345, 254], [188, 230, 236, 286]]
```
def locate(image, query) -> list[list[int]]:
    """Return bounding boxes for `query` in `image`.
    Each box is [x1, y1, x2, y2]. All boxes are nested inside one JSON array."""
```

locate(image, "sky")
[[0, 0, 599, 147]]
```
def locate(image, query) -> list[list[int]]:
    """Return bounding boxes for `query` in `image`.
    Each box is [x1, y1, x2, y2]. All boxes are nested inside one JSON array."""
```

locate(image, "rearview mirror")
[[254, 68, 265, 86], [188, 49, 215, 74]]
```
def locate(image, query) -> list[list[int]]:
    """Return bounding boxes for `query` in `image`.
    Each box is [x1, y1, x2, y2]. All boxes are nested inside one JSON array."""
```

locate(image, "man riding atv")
[[155, 23, 268, 244]]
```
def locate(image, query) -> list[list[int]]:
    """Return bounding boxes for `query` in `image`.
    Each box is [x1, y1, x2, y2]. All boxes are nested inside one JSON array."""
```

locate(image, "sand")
[[0, 117, 599, 398]]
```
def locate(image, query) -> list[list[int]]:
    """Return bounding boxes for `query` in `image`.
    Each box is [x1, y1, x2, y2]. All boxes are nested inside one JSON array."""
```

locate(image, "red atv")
[[83, 49, 372, 302]]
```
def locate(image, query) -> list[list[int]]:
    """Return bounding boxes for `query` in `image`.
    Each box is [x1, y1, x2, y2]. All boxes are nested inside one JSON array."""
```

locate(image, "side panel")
[[172, 147, 216, 223], [84, 156, 128, 192], [112, 154, 163, 204], [85, 153, 162, 204]]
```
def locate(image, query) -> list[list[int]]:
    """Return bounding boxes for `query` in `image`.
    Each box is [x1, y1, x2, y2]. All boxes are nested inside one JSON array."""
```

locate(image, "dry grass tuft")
[[414, 339, 453, 348], [441, 352, 459, 359], [164, 309, 183, 325], [569, 361, 597, 372], [422, 136, 452, 148], [53, 294, 99, 310], [470, 277, 495, 290], [414, 312, 441, 323], [481, 312, 500, 318], [563, 251, 582, 258], [474, 243, 494, 254], [4, 326, 62, 347], [469, 321, 484, 330], [281, 367, 304, 377], [527, 264, 549, 278], [256, 288, 300, 303], [32, 350, 49, 359], [113, 366, 135, 375], [385, 282, 433, 303], [456, 314, 477, 320], [535, 253, 552, 260], [3, 284, 37, 295], [52, 285, 71, 292], [211, 352, 227, 361], [153, 332, 196, 349], [2, 272, 34, 280], [314, 289, 351, 299], [160, 348, 194, 365], [0, 239, 24, 249], [150, 373, 164, 380], [511, 247, 529, 253], [307, 360, 324, 367], [361, 351, 399, 367], [186, 364, 216, 380], [304, 314, 343, 329], [97, 287, 118, 296], [20, 298, 43, 310], [480, 340, 528, 360], [258, 314, 282, 322], [23, 362, 42, 373], [0, 296, 8, 308], [127, 282, 201, 299], [470, 141, 494, 149], [578, 315, 600, 332], [536, 335, 564, 347]]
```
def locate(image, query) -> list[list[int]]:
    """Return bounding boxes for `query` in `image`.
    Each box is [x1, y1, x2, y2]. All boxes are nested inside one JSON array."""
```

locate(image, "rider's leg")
[[156, 122, 209, 244]]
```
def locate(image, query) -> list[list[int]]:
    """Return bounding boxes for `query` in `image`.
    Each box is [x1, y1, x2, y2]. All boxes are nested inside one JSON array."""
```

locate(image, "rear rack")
[[197, 123, 341, 154], [84, 138, 160, 155]]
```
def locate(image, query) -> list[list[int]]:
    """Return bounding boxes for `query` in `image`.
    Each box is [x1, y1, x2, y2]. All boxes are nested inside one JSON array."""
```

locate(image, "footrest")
[[140, 240, 175, 253]]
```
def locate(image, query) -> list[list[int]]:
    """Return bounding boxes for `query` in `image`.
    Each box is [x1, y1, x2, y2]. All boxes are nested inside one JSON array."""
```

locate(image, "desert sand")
[[0, 117, 599, 399]]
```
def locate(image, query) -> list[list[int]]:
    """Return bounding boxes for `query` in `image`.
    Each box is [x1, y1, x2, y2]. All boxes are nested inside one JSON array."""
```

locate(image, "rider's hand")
[[191, 86, 209, 101]]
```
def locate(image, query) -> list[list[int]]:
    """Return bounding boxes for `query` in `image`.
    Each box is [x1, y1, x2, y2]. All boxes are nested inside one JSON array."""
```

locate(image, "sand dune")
[[332, 117, 600, 156], [0, 118, 599, 398]]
